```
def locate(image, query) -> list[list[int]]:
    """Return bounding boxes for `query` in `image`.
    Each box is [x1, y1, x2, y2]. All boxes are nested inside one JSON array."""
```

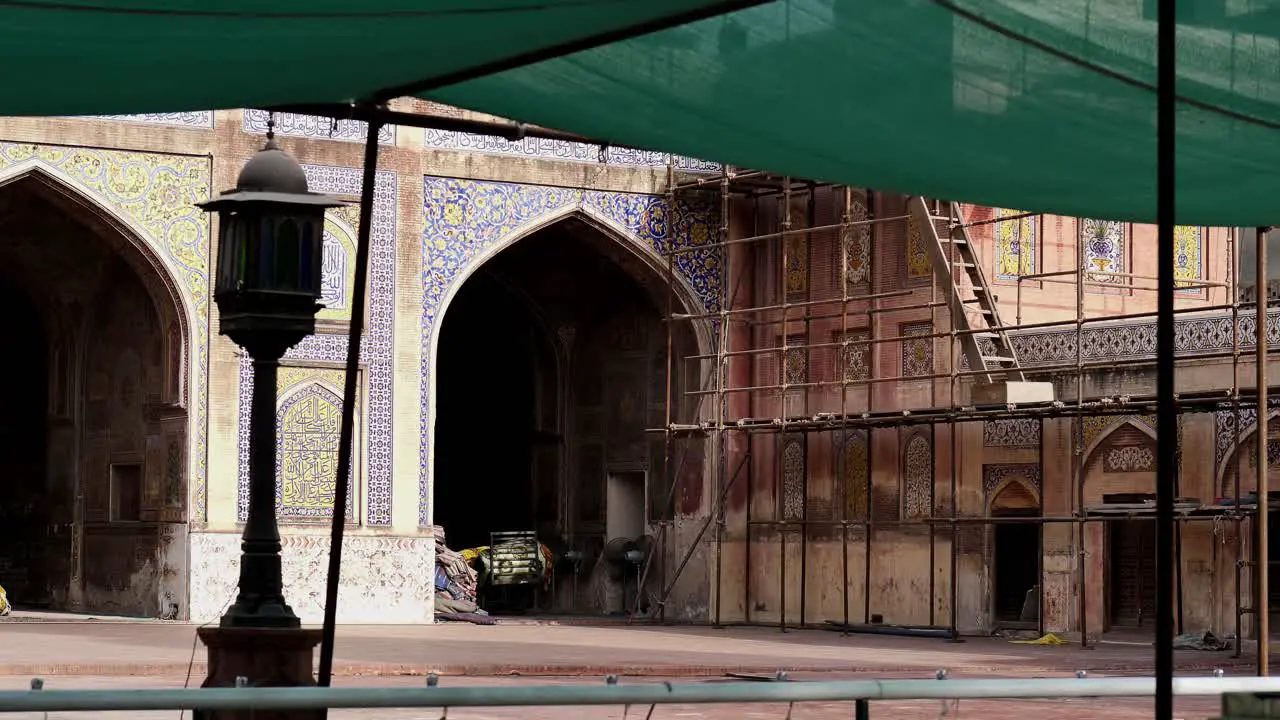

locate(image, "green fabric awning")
[[432, 0, 1280, 226], [0, 1, 757, 118], [6, 1, 1280, 225]]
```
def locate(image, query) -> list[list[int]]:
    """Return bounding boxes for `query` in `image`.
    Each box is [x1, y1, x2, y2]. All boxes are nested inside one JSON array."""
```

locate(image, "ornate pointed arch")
[[1216, 407, 1280, 492], [1081, 417, 1158, 467], [0, 152, 206, 515], [989, 478, 1041, 512], [0, 147, 210, 519], [419, 178, 719, 525]]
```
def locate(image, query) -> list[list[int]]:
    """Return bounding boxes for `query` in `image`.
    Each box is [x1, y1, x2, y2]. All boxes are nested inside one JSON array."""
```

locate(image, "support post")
[[222, 352, 297, 628], [1257, 226, 1270, 678], [1154, 1, 1177, 716], [314, 117, 385, 700]]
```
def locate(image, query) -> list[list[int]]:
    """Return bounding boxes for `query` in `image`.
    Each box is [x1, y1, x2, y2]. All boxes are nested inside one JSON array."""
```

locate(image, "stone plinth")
[[195, 627, 323, 720]]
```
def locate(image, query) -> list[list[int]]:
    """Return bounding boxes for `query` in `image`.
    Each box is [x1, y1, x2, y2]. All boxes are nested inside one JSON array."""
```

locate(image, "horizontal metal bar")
[[959, 211, 1039, 229], [2, 676, 1278, 712]]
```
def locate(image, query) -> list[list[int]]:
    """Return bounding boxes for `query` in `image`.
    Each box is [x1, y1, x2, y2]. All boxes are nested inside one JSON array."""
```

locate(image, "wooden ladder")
[[907, 197, 1024, 384]]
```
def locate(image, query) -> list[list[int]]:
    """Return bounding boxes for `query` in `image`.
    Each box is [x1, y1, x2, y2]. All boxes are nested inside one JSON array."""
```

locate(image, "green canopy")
[[433, 0, 1280, 226], [0, 1, 757, 118], [6, 0, 1280, 225]]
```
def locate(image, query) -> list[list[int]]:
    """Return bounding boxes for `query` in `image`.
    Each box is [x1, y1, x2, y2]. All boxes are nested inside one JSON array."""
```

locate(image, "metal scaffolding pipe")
[[657, 213, 912, 257]]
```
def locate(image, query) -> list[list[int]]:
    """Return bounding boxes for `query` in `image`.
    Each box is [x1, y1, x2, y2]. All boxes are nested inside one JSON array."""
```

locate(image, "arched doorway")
[[985, 468, 1041, 627], [0, 174, 189, 617], [1222, 419, 1280, 627], [1081, 420, 1159, 632], [433, 216, 701, 614]]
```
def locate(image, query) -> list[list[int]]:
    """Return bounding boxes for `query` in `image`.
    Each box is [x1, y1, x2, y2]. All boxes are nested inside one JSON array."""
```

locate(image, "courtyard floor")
[[0, 614, 1255, 718], [0, 613, 1248, 677]]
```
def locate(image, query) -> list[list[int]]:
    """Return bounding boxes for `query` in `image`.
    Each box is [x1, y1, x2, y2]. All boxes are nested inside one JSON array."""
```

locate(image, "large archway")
[[0, 174, 189, 617], [432, 216, 704, 615]]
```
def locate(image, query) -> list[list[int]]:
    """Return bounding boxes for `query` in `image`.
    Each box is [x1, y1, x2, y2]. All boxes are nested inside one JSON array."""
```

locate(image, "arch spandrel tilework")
[[1081, 414, 1157, 454], [982, 464, 1042, 511], [236, 165, 398, 526], [1215, 404, 1280, 491], [418, 176, 722, 525], [0, 143, 212, 519]]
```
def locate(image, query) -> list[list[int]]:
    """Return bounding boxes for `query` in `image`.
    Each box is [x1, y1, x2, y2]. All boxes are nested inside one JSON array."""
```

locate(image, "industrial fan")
[[602, 534, 653, 615]]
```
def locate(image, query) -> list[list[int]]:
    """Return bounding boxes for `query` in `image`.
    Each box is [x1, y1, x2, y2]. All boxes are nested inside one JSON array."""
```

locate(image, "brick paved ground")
[[0, 614, 1251, 677], [0, 615, 1252, 718], [0, 674, 1228, 720]]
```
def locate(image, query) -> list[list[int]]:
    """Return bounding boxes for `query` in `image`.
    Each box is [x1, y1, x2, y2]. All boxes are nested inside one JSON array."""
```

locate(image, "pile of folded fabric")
[[432, 526, 491, 624]]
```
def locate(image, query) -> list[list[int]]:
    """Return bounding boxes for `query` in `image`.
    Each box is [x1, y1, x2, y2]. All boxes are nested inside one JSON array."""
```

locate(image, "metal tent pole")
[[1256, 226, 1270, 677], [317, 115, 385, 696], [1154, 0, 1177, 716]]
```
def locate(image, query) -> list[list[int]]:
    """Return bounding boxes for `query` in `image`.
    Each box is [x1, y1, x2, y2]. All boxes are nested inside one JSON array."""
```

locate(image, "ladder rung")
[[973, 332, 999, 339], [950, 261, 976, 269], [982, 355, 1017, 364]]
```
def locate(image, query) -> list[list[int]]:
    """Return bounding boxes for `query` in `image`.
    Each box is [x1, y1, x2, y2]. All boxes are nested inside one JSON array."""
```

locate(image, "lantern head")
[[199, 136, 346, 352]]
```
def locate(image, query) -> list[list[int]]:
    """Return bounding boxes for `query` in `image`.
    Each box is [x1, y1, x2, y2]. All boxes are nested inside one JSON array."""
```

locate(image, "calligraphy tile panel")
[[237, 164, 397, 526], [275, 375, 360, 521], [421, 127, 721, 171], [85, 112, 215, 128], [243, 109, 396, 145]]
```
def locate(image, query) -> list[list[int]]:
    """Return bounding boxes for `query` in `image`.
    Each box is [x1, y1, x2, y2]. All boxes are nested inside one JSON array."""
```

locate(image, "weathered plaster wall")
[[0, 106, 1261, 628]]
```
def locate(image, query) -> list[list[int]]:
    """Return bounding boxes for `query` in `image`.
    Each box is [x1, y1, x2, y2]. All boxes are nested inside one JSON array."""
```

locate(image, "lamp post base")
[[196, 626, 324, 720]]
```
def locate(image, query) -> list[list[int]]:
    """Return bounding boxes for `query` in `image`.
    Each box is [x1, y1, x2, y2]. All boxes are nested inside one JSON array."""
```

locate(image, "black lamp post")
[[198, 129, 345, 629]]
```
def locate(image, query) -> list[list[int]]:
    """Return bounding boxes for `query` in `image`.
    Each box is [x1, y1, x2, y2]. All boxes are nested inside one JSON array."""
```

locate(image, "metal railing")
[[0, 675, 1276, 713]]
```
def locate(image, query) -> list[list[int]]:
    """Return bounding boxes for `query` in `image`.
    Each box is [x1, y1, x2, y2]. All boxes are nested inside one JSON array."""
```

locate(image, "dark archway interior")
[[434, 218, 695, 612], [434, 271, 540, 551], [0, 279, 49, 604], [0, 179, 189, 617], [992, 514, 1039, 623]]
